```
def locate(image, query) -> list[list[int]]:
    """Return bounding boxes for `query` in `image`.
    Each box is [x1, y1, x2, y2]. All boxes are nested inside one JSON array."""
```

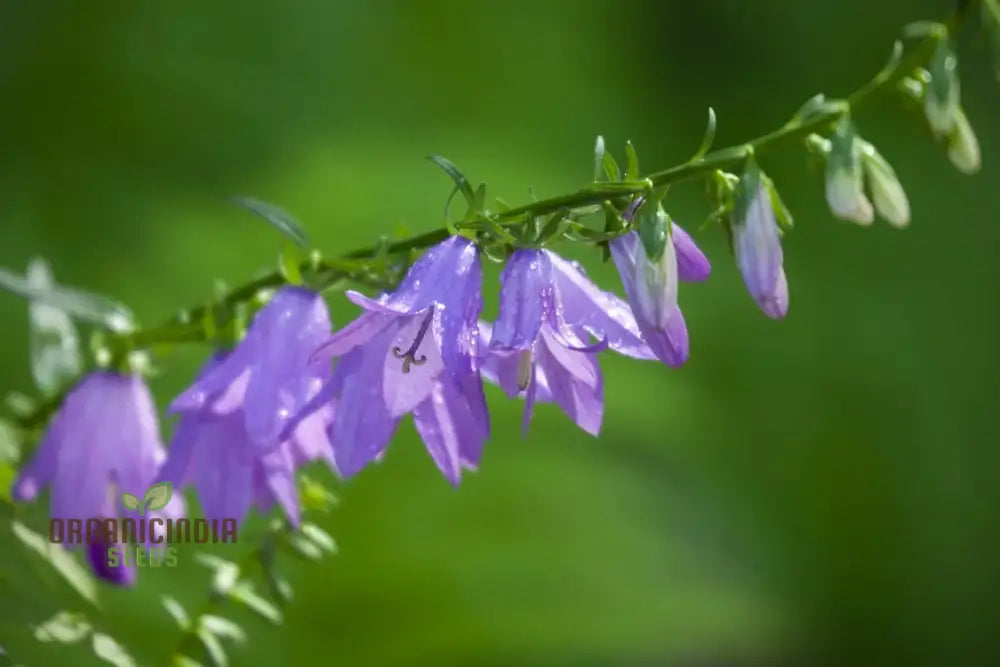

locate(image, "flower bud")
[[731, 165, 789, 319], [947, 107, 981, 174], [859, 142, 910, 228], [825, 119, 874, 225], [925, 39, 961, 136]]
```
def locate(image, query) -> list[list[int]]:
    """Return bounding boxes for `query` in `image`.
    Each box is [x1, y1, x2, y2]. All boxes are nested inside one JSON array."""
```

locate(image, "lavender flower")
[[159, 352, 336, 527], [487, 247, 661, 434], [732, 174, 789, 319], [311, 236, 488, 484], [171, 286, 332, 454], [609, 227, 696, 368], [11, 371, 177, 584], [480, 320, 603, 436]]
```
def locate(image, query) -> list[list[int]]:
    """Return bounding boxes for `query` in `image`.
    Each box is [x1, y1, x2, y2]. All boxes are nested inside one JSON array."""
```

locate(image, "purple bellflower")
[[12, 371, 180, 585], [162, 286, 336, 526], [311, 236, 488, 485], [485, 247, 660, 435], [610, 204, 710, 368], [171, 286, 334, 453], [732, 178, 789, 319]]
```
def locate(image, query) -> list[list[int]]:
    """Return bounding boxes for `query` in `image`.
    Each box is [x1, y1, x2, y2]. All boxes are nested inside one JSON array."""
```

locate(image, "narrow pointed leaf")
[[593, 135, 605, 180], [92, 633, 136, 667], [0, 267, 134, 332], [300, 523, 337, 554], [195, 628, 228, 667], [692, 107, 717, 159], [11, 521, 99, 607], [427, 155, 475, 206], [227, 582, 282, 625], [26, 259, 81, 394], [33, 611, 91, 643], [231, 197, 308, 248], [624, 141, 639, 180], [199, 616, 246, 644], [162, 597, 191, 630]]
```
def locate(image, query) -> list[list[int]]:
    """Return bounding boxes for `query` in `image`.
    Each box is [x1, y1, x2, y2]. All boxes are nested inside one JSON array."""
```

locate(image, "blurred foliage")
[[1, 0, 999, 665]]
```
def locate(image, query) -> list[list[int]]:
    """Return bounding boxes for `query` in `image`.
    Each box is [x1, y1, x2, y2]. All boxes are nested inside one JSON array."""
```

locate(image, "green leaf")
[[692, 107, 717, 159], [427, 155, 475, 207], [263, 568, 294, 605], [761, 173, 794, 231], [120, 493, 139, 512], [227, 582, 282, 625], [637, 201, 668, 261], [299, 476, 338, 513], [91, 633, 136, 667], [32, 611, 91, 643], [624, 141, 639, 180], [194, 554, 240, 595], [0, 267, 134, 333], [299, 523, 337, 554], [536, 211, 569, 245], [141, 481, 174, 513], [162, 596, 191, 630], [465, 182, 487, 219], [592, 135, 605, 180], [284, 533, 324, 561], [11, 521, 99, 607], [984, 0, 1000, 81], [278, 243, 303, 286], [231, 196, 309, 248], [195, 627, 228, 667], [173, 656, 204, 667], [199, 615, 246, 644], [26, 259, 82, 395], [601, 150, 620, 183]]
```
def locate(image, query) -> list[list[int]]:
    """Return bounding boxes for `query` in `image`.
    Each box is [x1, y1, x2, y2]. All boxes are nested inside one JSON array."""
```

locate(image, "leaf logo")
[[121, 482, 173, 516]]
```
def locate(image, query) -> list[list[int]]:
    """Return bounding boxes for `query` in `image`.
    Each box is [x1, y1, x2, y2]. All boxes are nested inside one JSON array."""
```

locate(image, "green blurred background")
[[1, 0, 998, 665]]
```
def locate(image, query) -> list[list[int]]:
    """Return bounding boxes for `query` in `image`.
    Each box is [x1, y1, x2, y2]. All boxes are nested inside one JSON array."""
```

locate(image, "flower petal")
[[330, 343, 401, 477], [412, 376, 487, 485], [312, 308, 393, 363], [491, 249, 552, 350], [536, 333, 604, 436], [547, 251, 655, 360], [243, 287, 332, 449], [383, 313, 443, 417], [672, 223, 711, 282]]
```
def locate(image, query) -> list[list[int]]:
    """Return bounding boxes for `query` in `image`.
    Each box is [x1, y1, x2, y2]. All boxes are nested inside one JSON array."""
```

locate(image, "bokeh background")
[[1, 0, 998, 665]]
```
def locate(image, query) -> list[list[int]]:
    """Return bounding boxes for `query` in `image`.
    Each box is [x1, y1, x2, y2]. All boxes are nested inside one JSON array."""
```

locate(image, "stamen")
[[517, 349, 533, 391], [391, 308, 434, 374]]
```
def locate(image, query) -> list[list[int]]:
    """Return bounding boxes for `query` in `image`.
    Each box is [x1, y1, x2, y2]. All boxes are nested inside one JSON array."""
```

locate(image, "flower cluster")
[[8, 15, 990, 594], [14, 191, 795, 589]]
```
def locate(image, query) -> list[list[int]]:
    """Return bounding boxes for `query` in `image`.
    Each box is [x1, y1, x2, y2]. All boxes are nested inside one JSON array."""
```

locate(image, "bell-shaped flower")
[[480, 320, 603, 436], [158, 350, 336, 527], [947, 107, 981, 175], [488, 247, 644, 435], [858, 142, 911, 228], [621, 197, 711, 283], [171, 286, 333, 454], [11, 371, 181, 584], [609, 216, 692, 367], [732, 171, 789, 319], [311, 236, 489, 485]]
